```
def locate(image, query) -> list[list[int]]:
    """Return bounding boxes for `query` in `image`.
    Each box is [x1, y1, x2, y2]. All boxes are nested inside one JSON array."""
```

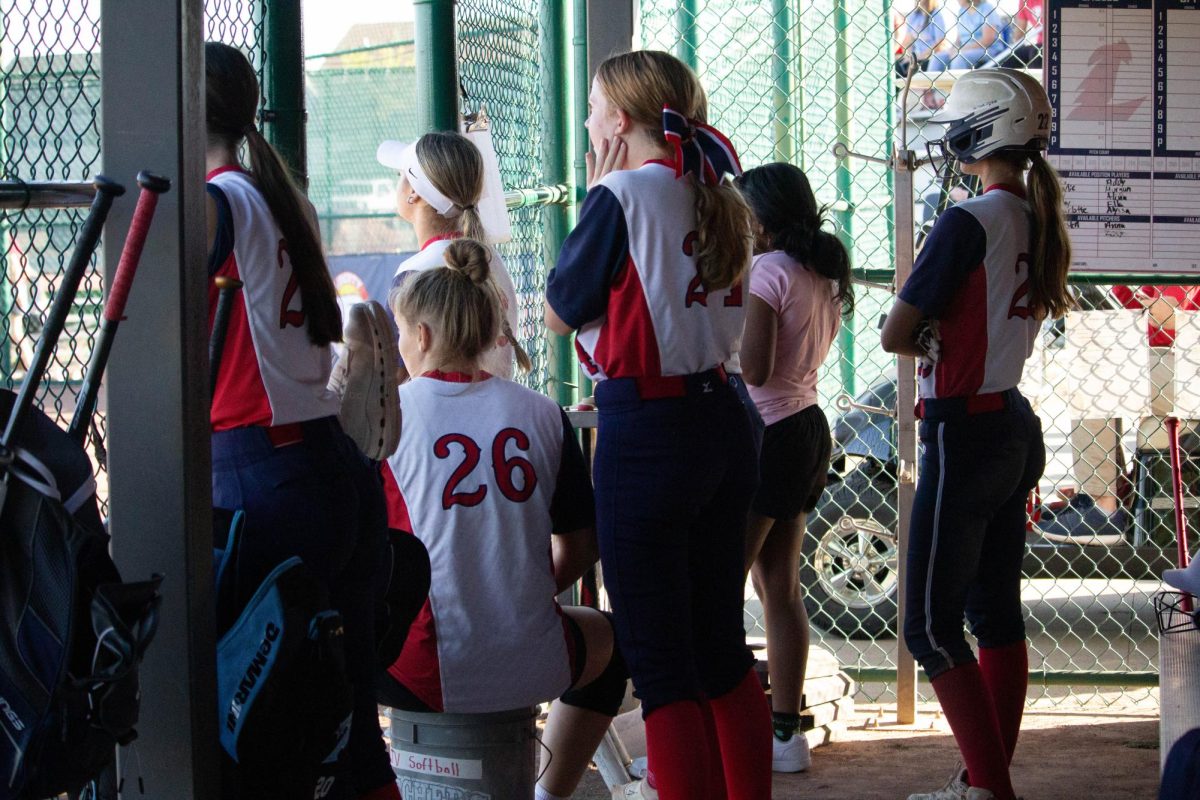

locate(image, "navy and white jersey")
[[545, 161, 749, 381], [392, 236, 520, 381], [381, 374, 594, 713], [899, 185, 1040, 400], [206, 167, 339, 430]]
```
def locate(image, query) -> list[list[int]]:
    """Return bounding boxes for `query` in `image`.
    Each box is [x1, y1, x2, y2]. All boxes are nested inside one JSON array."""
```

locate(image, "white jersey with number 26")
[[382, 374, 573, 713]]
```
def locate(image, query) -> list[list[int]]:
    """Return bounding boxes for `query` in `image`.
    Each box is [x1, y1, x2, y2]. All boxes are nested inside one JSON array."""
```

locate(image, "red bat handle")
[[1167, 416, 1192, 613], [105, 171, 170, 322]]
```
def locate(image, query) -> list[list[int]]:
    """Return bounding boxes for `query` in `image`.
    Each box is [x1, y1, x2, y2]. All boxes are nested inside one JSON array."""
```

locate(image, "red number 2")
[[278, 239, 305, 329], [1007, 253, 1033, 320], [434, 429, 539, 509], [434, 434, 486, 509]]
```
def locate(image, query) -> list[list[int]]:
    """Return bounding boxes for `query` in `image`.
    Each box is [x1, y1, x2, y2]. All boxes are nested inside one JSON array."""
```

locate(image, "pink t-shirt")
[[746, 250, 841, 426]]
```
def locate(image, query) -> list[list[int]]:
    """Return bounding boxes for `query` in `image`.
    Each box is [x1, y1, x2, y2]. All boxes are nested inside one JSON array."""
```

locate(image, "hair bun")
[[443, 238, 491, 285]]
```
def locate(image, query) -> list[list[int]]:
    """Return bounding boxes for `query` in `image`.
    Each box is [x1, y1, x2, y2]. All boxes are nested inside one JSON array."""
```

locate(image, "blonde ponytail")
[[1025, 152, 1073, 319], [503, 316, 533, 374]]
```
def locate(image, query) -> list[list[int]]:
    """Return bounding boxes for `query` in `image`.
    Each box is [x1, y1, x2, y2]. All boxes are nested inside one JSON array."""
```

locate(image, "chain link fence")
[[1, 1, 102, 422], [642, 0, 1180, 709], [457, 0, 555, 394]]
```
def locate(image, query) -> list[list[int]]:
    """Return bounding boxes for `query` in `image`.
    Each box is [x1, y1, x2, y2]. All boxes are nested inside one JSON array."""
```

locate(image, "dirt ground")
[[571, 704, 1162, 799]]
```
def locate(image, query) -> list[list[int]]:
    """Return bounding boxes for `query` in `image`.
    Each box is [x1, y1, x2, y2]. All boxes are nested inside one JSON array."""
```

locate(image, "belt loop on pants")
[[915, 389, 1014, 420]]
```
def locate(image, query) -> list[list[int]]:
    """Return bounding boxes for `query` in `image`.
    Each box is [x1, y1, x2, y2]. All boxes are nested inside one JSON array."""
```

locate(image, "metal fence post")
[[893, 144, 919, 725], [833, 0, 857, 398], [100, 0, 217, 795], [415, 0, 460, 132], [574, 0, 590, 206], [542, 0, 576, 407], [263, 1, 307, 186], [675, 0, 699, 71], [770, 0, 796, 165]]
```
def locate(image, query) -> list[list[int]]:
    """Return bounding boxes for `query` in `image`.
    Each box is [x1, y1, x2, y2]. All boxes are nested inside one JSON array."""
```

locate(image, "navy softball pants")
[[593, 376, 758, 716], [903, 389, 1045, 680], [212, 416, 392, 796]]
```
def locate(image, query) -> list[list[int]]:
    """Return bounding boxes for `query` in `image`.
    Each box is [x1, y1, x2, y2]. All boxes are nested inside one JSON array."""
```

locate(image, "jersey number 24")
[[434, 428, 538, 510]]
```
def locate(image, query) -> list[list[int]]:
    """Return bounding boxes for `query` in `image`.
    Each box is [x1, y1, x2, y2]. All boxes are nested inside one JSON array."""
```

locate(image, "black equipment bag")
[[0, 418, 161, 800], [213, 509, 354, 799]]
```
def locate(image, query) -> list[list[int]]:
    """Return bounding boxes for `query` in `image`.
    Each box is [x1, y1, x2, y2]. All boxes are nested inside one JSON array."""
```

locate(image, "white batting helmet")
[[928, 69, 1051, 164]]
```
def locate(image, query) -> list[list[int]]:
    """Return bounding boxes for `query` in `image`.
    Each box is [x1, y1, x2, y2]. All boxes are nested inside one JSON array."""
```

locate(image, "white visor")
[[376, 140, 460, 219]]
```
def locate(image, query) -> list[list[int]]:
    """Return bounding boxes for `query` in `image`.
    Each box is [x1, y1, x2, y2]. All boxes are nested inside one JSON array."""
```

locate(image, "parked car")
[[806, 366, 1198, 641]]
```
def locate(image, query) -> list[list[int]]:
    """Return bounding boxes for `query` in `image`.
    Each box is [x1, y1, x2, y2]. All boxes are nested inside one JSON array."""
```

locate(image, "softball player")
[[545, 50, 771, 800], [204, 42, 395, 800], [880, 69, 1071, 800], [378, 238, 627, 800], [375, 131, 528, 380], [736, 162, 852, 774]]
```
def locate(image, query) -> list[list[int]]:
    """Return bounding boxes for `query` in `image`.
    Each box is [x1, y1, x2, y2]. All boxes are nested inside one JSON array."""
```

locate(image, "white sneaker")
[[611, 778, 658, 800], [329, 301, 400, 460], [772, 731, 811, 772], [907, 764, 996, 800]]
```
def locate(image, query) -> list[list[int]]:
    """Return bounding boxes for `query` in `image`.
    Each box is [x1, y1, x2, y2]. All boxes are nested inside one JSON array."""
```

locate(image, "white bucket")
[[385, 706, 539, 799], [1157, 591, 1200, 771]]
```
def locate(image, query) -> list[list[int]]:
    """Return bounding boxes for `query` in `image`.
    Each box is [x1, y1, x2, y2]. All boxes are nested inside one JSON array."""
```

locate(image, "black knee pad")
[[559, 634, 629, 717], [376, 530, 431, 668]]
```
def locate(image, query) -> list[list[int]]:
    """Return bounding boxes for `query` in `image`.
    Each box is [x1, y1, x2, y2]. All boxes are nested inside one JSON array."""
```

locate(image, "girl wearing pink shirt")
[[736, 163, 853, 773]]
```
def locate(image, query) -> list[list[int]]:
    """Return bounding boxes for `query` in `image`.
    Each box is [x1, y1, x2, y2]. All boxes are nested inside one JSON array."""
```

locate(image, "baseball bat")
[[0, 176, 125, 463], [68, 171, 171, 445], [1167, 416, 1192, 613], [209, 275, 244, 392]]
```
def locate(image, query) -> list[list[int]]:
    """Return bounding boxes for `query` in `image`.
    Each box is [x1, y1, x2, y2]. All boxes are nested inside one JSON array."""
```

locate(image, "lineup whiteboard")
[[1047, 0, 1200, 273]]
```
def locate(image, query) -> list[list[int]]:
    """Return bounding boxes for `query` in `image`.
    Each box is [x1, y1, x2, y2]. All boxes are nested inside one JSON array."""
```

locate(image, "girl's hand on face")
[[586, 136, 627, 189]]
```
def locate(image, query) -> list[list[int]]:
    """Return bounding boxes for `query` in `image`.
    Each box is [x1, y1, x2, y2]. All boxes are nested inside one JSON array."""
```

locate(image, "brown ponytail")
[[1025, 152, 1073, 319], [416, 132, 489, 242], [596, 51, 752, 292], [693, 180, 752, 291], [205, 42, 342, 345]]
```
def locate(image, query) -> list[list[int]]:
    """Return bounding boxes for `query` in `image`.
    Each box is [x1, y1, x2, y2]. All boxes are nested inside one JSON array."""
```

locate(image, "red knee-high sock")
[[978, 641, 1028, 764], [645, 700, 710, 800], [698, 699, 728, 800], [931, 663, 1015, 800], [708, 669, 772, 800]]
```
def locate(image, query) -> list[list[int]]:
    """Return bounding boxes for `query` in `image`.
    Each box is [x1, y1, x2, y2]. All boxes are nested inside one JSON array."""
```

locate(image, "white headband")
[[376, 140, 461, 219]]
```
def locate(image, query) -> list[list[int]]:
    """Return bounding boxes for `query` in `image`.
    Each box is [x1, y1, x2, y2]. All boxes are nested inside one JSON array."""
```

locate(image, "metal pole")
[[893, 147, 920, 725], [542, 0, 576, 407], [572, 0, 590, 403], [414, 0, 460, 132], [574, 0, 590, 207], [263, 0, 307, 187], [834, 0, 857, 398], [770, 0, 795, 165], [675, 0, 699, 71], [100, 0, 217, 796]]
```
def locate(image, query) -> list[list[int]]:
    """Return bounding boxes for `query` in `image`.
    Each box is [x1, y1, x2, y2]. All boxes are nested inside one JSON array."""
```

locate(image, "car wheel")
[[801, 460, 899, 640]]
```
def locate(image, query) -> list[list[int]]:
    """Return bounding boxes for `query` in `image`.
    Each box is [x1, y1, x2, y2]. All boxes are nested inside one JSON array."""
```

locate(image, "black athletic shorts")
[[751, 404, 832, 520]]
